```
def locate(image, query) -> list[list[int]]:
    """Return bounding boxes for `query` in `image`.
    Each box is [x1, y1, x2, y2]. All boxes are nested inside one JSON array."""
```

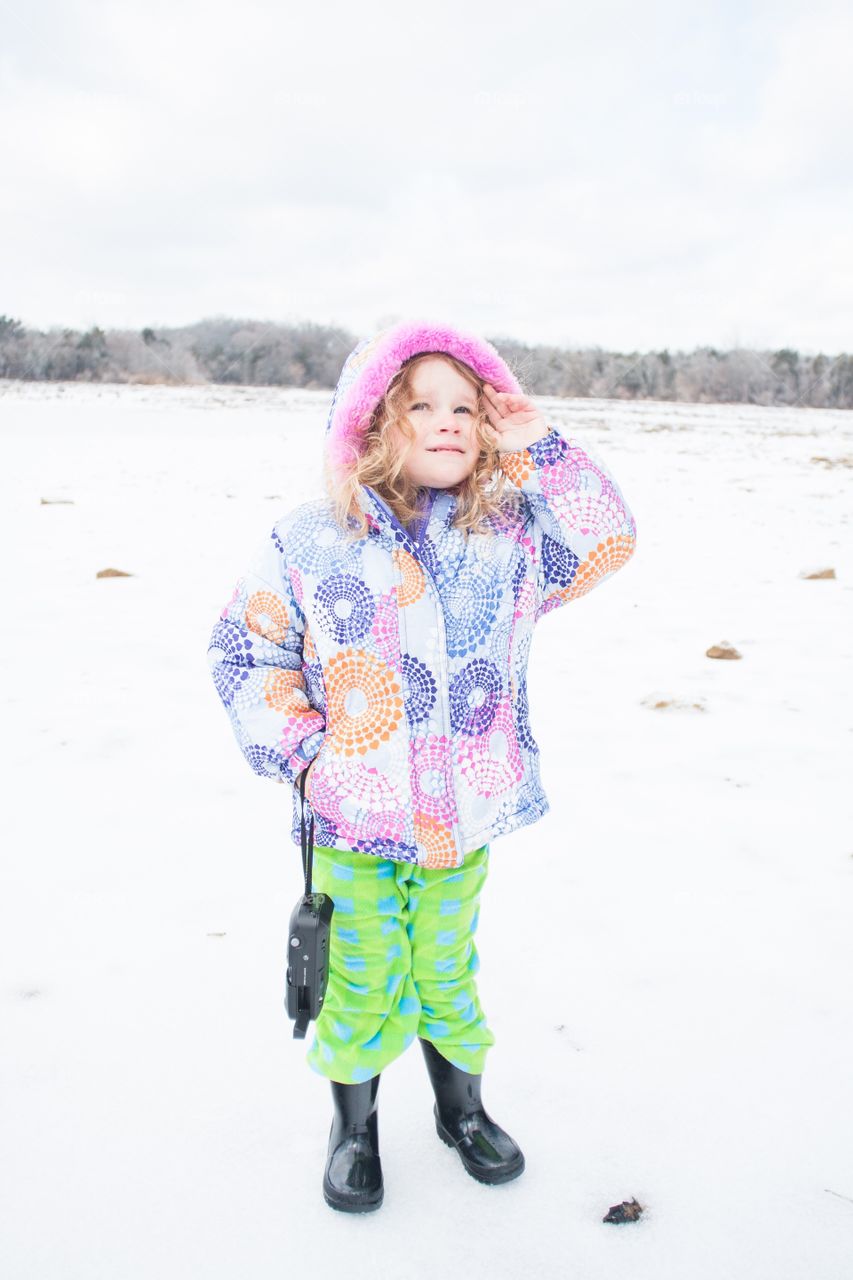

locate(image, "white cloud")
[[1, 0, 849, 352]]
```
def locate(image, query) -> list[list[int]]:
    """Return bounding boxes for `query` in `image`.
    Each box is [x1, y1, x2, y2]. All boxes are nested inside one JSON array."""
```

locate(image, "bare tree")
[[0, 313, 849, 408]]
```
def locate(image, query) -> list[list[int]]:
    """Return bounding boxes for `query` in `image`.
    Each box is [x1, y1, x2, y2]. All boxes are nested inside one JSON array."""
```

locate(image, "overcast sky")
[[2, 0, 850, 353]]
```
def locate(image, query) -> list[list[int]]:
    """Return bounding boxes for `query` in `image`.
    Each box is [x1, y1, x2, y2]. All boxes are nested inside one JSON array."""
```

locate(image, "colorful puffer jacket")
[[207, 321, 637, 868]]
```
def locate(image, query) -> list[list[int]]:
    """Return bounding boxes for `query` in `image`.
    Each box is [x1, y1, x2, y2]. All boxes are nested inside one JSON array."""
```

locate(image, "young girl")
[[207, 319, 637, 1213]]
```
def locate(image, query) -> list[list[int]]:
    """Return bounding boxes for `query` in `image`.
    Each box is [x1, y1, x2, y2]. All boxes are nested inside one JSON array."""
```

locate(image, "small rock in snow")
[[706, 640, 741, 659]]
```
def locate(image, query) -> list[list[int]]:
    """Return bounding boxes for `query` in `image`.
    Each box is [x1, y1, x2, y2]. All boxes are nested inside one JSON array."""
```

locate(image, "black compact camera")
[[285, 764, 335, 1039], [285, 891, 334, 1038]]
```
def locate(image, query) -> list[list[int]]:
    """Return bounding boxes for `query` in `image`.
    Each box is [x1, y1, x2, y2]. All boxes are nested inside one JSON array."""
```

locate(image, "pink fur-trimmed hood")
[[324, 319, 523, 476]]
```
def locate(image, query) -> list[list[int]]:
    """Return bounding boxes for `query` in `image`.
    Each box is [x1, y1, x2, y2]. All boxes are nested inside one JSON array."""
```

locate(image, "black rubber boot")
[[322, 1074, 384, 1213], [419, 1037, 525, 1185]]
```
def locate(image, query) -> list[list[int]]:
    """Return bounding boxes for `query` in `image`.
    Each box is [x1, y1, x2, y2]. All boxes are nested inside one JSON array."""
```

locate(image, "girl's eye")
[[409, 403, 472, 413]]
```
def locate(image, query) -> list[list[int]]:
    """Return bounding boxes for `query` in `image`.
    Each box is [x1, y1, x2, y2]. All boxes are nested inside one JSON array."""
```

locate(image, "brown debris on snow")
[[810, 455, 853, 469], [640, 693, 707, 711], [706, 640, 741, 659], [603, 1197, 644, 1224]]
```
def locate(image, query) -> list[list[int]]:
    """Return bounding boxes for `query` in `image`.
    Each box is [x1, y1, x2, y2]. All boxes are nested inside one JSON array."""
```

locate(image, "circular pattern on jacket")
[[307, 757, 408, 844], [293, 805, 338, 851], [513, 622, 533, 672], [304, 660, 327, 714], [246, 588, 289, 644], [410, 733, 458, 827], [289, 566, 304, 607], [244, 742, 289, 780], [542, 534, 579, 590], [418, 536, 443, 585], [370, 589, 401, 669], [413, 813, 459, 869], [488, 615, 513, 671], [260, 672, 326, 763], [514, 577, 537, 621], [515, 673, 537, 751], [283, 508, 360, 576], [356, 836, 419, 862], [534, 439, 628, 531], [456, 695, 523, 797], [213, 661, 254, 709], [208, 619, 254, 704], [323, 649, 404, 755], [510, 552, 527, 605], [448, 659, 503, 736], [569, 532, 635, 600], [209, 616, 253, 664], [225, 666, 267, 712], [314, 573, 376, 645], [392, 548, 426, 607], [539, 450, 596, 502], [530, 430, 567, 467], [303, 620, 317, 662], [442, 563, 503, 658], [431, 528, 465, 589], [401, 653, 437, 725]]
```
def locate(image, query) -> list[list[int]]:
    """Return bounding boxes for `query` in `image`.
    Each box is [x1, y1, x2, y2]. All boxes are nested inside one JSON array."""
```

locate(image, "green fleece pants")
[[305, 842, 496, 1084]]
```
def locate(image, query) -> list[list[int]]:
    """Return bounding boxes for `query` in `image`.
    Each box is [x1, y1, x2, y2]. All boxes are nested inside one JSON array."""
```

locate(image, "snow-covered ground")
[[1, 379, 852, 1280]]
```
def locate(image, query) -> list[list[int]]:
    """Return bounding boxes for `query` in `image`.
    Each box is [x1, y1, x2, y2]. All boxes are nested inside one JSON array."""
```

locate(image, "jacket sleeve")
[[206, 522, 326, 788], [497, 422, 637, 620]]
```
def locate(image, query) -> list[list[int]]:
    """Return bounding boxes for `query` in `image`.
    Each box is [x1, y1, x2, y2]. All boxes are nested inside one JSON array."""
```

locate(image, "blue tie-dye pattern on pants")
[[304, 844, 495, 1084]]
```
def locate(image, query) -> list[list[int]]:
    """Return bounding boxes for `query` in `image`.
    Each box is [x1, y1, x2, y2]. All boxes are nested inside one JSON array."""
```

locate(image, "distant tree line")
[[0, 313, 850, 409]]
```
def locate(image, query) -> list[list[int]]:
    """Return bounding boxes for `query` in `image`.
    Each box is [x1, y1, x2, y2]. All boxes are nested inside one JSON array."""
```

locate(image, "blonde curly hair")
[[324, 352, 523, 542]]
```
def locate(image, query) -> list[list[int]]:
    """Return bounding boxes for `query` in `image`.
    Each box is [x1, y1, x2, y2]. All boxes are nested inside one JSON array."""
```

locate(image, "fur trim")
[[325, 319, 522, 473]]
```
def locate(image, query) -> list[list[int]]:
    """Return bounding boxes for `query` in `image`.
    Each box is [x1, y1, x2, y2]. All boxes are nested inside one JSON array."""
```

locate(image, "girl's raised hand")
[[481, 383, 549, 453]]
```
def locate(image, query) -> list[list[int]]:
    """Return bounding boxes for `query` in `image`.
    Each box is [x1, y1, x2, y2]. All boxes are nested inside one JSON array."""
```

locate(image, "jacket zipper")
[[365, 487, 464, 865]]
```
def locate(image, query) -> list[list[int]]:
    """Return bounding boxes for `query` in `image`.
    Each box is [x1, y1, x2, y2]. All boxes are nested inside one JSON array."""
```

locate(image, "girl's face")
[[388, 357, 481, 488]]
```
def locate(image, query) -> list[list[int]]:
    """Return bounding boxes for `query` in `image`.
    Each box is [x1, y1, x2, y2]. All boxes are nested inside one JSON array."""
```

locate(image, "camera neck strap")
[[297, 765, 315, 896]]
